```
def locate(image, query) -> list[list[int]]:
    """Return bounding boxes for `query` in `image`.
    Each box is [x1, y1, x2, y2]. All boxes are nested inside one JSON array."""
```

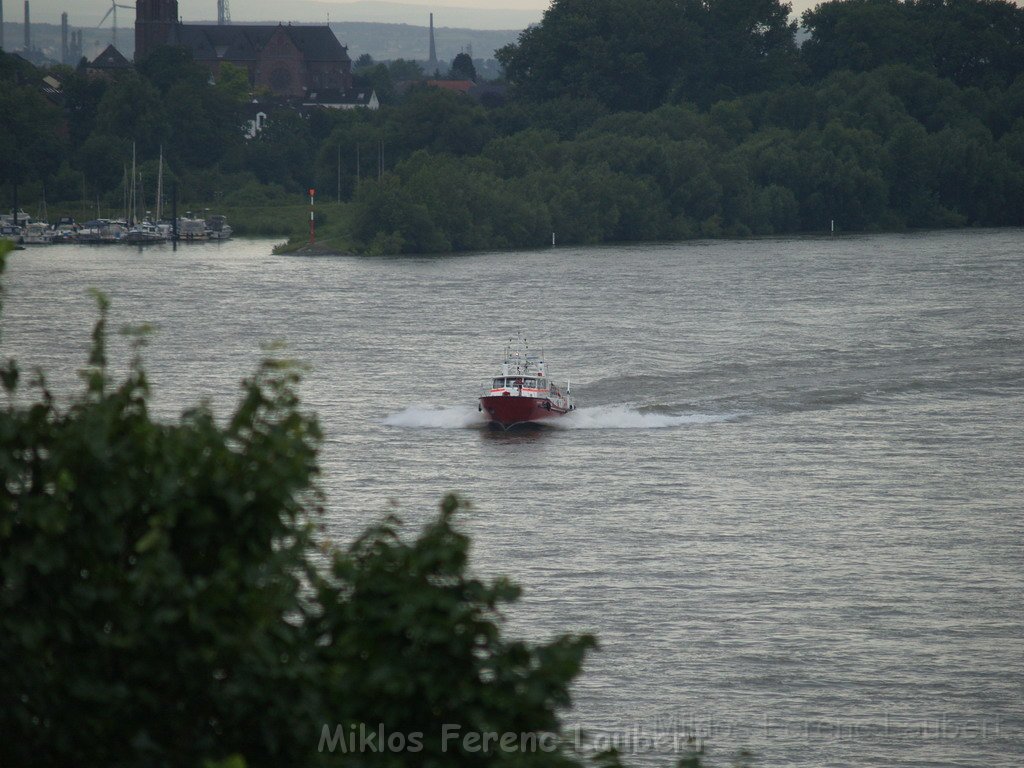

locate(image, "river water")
[[2, 230, 1022, 766]]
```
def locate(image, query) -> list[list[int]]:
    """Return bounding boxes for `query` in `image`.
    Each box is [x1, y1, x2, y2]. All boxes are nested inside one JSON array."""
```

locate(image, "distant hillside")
[[20, 0, 544, 30], [2, 19, 521, 70], [207, 0, 542, 30], [147, 19, 522, 66]]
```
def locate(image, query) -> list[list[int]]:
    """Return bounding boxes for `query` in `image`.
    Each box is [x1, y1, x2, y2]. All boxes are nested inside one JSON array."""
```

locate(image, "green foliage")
[[344, 56, 1024, 253], [60, 68, 109, 147], [802, 0, 1024, 89], [214, 62, 253, 106], [93, 73, 171, 157], [350, 58, 424, 106], [451, 53, 478, 82], [388, 58, 425, 81], [497, 0, 800, 110], [387, 88, 495, 157], [492, 98, 610, 140], [352, 172, 450, 254], [239, 110, 316, 190], [45, 161, 87, 203], [136, 46, 210, 94], [216, 201, 316, 237], [0, 257, 600, 767], [353, 62, 396, 103], [0, 57, 66, 187]]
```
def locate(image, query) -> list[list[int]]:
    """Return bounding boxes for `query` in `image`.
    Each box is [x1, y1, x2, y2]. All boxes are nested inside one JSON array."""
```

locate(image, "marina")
[[0, 211, 232, 245], [2, 144, 231, 247]]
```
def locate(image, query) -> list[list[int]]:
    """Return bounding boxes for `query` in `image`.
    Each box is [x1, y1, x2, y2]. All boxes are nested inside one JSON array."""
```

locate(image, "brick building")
[[134, 0, 353, 97]]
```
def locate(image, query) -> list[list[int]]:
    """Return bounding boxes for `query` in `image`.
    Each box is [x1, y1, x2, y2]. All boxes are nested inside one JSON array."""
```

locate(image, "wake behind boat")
[[479, 335, 574, 429]]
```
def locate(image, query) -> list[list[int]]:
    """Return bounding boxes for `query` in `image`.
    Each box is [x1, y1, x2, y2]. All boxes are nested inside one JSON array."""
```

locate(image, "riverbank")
[[272, 203, 356, 255]]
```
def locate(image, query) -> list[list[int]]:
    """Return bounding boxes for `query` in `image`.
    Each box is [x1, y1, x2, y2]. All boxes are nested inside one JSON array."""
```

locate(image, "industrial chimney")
[[61, 11, 67, 63], [22, 0, 28, 51], [428, 12, 437, 70], [217, 0, 230, 25], [1, 0, 5, 52]]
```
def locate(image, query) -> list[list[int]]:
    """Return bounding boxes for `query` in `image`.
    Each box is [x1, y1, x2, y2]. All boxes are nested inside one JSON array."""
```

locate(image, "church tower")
[[135, 0, 178, 61]]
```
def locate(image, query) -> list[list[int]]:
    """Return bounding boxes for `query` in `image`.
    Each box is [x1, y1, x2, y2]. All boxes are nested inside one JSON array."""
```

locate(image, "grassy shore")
[[271, 202, 356, 255]]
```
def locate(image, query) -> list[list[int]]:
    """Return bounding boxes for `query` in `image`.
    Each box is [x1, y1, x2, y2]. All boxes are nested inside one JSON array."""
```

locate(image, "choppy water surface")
[[3, 231, 1023, 766]]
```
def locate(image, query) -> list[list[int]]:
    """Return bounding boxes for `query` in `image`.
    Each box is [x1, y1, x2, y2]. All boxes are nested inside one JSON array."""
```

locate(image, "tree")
[[58, 67, 109, 148], [801, 0, 1024, 89], [92, 72, 170, 158], [352, 62, 396, 104], [450, 52, 478, 82], [351, 172, 450, 253], [0, 250, 602, 767], [214, 62, 252, 105], [136, 45, 209, 94], [0, 56, 66, 189], [386, 88, 494, 157], [74, 132, 131, 195], [388, 58, 425, 81], [497, 0, 799, 110], [241, 110, 315, 190]]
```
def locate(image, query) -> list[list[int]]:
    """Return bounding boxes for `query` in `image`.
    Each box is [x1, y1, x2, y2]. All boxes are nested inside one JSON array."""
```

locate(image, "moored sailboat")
[[21, 222, 54, 244]]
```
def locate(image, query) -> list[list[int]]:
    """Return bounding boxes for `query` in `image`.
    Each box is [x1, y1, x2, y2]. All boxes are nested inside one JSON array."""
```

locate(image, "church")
[[134, 0, 353, 97]]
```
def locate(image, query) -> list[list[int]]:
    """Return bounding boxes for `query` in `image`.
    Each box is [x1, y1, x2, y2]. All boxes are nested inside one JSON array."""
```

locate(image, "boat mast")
[[129, 142, 137, 226], [156, 146, 163, 222]]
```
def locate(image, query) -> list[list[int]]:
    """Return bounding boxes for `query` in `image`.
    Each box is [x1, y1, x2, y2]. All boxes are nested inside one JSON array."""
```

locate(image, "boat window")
[[493, 378, 504, 388], [539, 379, 547, 389]]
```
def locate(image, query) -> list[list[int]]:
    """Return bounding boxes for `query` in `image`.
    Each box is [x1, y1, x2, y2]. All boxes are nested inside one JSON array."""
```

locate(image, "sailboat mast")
[[130, 142, 137, 226], [156, 147, 163, 221]]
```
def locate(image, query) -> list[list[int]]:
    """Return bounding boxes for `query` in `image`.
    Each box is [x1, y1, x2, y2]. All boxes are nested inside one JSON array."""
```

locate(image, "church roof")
[[282, 26, 350, 62], [170, 23, 350, 64], [89, 45, 132, 70]]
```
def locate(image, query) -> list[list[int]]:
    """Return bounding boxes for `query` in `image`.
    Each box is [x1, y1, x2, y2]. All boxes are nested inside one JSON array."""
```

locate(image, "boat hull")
[[479, 395, 569, 428]]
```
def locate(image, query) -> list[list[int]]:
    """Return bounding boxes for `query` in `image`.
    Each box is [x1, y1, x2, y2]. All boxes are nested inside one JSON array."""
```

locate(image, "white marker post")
[[309, 187, 316, 244]]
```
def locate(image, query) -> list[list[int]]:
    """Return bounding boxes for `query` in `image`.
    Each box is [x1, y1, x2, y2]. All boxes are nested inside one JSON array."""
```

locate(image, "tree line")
[[338, 65, 1023, 253], [1, 0, 1023, 251]]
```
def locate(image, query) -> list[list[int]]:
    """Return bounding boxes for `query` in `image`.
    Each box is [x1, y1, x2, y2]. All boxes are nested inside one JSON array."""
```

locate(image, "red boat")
[[479, 335, 575, 428]]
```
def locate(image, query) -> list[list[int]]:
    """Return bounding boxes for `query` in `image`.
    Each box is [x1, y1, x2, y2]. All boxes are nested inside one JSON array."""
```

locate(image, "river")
[[2, 230, 1022, 766]]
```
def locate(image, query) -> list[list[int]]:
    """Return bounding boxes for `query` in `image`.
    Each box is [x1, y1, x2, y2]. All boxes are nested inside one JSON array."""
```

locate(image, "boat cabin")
[[491, 376, 548, 391]]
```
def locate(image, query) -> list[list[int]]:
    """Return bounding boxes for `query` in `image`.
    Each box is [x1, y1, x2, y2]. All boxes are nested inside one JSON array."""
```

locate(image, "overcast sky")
[[20, 0, 832, 32]]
